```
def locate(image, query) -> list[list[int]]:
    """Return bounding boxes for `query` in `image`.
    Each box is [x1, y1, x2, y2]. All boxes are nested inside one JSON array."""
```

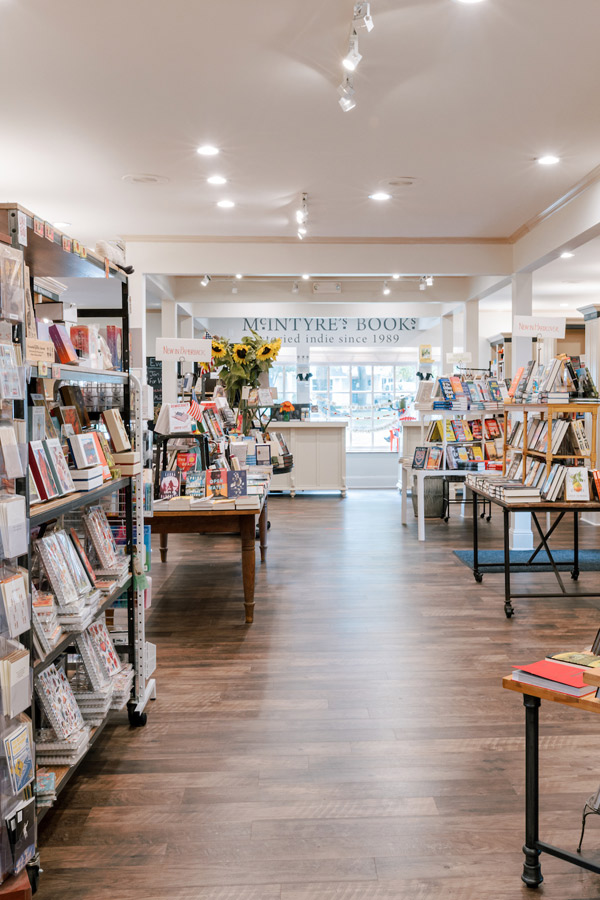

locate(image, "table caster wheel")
[[486, 515, 492, 522], [128, 708, 147, 728], [505, 606, 514, 619], [571, 571, 579, 581], [474, 572, 483, 583], [444, 516, 449, 523], [480, 512, 485, 519]]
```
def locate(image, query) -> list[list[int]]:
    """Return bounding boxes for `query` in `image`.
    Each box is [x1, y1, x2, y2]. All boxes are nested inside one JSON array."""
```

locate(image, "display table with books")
[[503, 665, 600, 889], [145, 493, 268, 624], [468, 480, 600, 617]]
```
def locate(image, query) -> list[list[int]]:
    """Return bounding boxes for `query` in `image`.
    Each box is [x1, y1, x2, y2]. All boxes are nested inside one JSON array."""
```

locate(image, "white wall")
[[347, 452, 399, 489]]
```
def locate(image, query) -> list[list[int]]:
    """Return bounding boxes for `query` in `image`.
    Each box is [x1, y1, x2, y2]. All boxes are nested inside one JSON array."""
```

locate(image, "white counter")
[[270, 420, 347, 496]]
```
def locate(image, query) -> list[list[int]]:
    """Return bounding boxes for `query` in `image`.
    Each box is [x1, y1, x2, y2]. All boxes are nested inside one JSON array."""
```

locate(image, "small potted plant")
[[280, 400, 295, 422]]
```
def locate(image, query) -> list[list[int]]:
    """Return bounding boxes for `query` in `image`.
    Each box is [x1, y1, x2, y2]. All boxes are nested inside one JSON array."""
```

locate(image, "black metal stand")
[[519, 693, 600, 888], [471, 489, 600, 617], [441, 476, 491, 523]]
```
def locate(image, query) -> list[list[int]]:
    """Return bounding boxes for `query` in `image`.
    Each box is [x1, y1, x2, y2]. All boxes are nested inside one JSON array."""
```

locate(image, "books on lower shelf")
[[3, 720, 34, 795], [35, 663, 85, 739], [5, 797, 35, 874], [0, 641, 30, 718], [0, 571, 30, 639]]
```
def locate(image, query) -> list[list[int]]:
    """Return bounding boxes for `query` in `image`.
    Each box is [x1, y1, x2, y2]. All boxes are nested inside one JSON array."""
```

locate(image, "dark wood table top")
[[471, 485, 600, 512]]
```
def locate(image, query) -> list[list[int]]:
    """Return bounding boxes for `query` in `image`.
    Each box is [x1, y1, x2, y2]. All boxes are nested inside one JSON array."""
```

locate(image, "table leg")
[[159, 532, 168, 563], [473, 489, 482, 582], [522, 694, 543, 889], [504, 509, 514, 618], [259, 499, 268, 564], [240, 516, 256, 624], [401, 465, 408, 526], [572, 511, 580, 581], [417, 473, 425, 542]]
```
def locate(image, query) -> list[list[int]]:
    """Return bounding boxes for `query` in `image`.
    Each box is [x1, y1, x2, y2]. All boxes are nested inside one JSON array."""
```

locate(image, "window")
[[310, 363, 421, 450], [270, 364, 297, 402]]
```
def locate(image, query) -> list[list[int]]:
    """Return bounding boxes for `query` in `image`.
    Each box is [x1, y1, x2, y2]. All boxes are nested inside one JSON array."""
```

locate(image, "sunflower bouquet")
[[208, 330, 282, 410]]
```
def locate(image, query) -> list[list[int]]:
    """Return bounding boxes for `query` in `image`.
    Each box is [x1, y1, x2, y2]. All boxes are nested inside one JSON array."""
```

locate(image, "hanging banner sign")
[[513, 316, 566, 339], [155, 337, 212, 362], [446, 351, 472, 364]]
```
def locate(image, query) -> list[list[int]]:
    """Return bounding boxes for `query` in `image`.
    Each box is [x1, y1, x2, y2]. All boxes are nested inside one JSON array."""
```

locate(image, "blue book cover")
[[227, 470, 248, 497]]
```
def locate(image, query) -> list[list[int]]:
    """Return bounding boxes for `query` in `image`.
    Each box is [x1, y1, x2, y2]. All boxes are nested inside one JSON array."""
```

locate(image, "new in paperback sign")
[[155, 338, 212, 362], [513, 316, 566, 339]]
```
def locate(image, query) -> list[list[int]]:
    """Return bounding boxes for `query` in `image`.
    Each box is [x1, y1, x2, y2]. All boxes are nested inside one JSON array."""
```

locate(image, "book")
[[0, 423, 24, 479], [412, 447, 428, 469], [82, 506, 119, 569], [160, 470, 180, 500], [547, 651, 600, 669], [0, 642, 30, 717], [69, 528, 98, 587], [3, 721, 34, 794], [90, 431, 111, 480], [58, 384, 91, 429], [43, 437, 76, 495], [565, 467, 590, 501], [87, 619, 122, 678], [49, 323, 78, 364], [512, 660, 595, 697], [207, 469, 228, 498], [185, 471, 206, 498], [438, 378, 455, 400], [30, 393, 58, 440], [29, 440, 60, 501], [0, 495, 28, 558], [35, 664, 85, 739], [52, 405, 82, 436], [256, 444, 272, 464], [0, 572, 30, 638], [5, 797, 36, 873], [70, 324, 90, 358], [100, 325, 122, 370], [426, 446, 444, 470], [102, 408, 131, 453], [37, 533, 81, 608], [68, 433, 103, 470], [227, 470, 248, 497]]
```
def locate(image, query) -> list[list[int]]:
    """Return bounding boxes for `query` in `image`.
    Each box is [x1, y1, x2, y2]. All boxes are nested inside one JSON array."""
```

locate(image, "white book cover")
[[565, 467, 590, 501]]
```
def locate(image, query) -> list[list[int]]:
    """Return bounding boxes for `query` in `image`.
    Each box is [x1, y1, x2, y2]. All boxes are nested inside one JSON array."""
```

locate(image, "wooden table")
[[471, 486, 600, 618], [145, 496, 268, 623], [503, 674, 600, 888]]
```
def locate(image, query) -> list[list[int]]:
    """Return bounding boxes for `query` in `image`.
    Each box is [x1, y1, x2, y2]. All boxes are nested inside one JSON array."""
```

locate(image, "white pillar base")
[[509, 512, 534, 551], [582, 512, 600, 526]]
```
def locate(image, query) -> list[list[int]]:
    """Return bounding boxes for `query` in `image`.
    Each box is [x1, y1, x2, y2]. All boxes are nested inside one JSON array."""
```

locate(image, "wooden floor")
[[36, 491, 600, 899]]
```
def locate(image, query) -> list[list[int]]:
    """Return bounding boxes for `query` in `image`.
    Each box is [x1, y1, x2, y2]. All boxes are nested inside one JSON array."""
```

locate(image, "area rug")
[[453, 549, 600, 573]]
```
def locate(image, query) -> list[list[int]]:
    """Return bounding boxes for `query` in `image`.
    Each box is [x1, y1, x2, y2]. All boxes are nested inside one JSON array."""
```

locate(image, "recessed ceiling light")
[[53, 222, 71, 229], [392, 273, 400, 280], [235, 273, 243, 279], [197, 145, 220, 156], [302, 274, 310, 280], [560, 251, 574, 259], [537, 155, 560, 166], [207, 175, 227, 185], [217, 199, 235, 208], [369, 192, 391, 201]]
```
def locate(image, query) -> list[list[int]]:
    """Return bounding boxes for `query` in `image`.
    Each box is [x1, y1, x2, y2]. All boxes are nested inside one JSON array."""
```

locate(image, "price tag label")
[[72, 239, 80, 255], [44, 222, 54, 242], [62, 236, 72, 253], [52, 364, 61, 379], [33, 218, 44, 238], [38, 362, 49, 377]]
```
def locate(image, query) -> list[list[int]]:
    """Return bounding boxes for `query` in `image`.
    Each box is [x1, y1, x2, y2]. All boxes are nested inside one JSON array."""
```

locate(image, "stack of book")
[[35, 770, 57, 810], [465, 471, 541, 503]]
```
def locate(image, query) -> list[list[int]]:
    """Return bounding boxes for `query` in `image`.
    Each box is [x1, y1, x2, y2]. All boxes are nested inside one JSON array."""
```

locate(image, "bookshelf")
[[488, 333, 511, 381], [414, 409, 505, 471], [503, 402, 600, 481], [1, 205, 155, 872]]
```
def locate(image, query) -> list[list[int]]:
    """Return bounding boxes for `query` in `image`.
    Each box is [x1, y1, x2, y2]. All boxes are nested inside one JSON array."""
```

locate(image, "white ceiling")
[[481, 235, 600, 314], [2, 0, 600, 245]]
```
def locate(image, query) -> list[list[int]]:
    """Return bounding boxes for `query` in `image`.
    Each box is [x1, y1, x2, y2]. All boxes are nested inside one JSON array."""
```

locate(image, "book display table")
[[400, 461, 471, 541], [145, 495, 268, 623], [503, 675, 600, 888], [471, 487, 600, 617]]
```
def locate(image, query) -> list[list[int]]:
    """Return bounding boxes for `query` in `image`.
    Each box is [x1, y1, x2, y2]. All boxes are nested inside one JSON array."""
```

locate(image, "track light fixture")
[[292, 281, 299, 294], [201, 275, 211, 287], [426, 275, 434, 286], [419, 278, 427, 291], [353, 1, 374, 31], [383, 281, 391, 296], [231, 285, 238, 294], [295, 193, 309, 240], [343, 31, 362, 72], [338, 77, 356, 112]]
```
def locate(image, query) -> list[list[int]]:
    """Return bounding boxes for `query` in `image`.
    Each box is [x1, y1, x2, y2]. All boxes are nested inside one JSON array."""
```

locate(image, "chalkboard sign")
[[146, 357, 162, 407]]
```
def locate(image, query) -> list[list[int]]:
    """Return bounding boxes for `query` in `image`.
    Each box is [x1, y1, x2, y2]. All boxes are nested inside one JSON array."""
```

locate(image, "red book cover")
[[513, 660, 593, 694], [470, 419, 483, 441], [508, 367, 524, 397], [70, 325, 90, 356], [485, 418, 500, 439], [49, 323, 78, 365], [593, 470, 600, 500]]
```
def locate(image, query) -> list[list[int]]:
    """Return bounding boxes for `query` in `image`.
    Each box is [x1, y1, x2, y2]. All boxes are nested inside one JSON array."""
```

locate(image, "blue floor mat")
[[453, 548, 600, 573]]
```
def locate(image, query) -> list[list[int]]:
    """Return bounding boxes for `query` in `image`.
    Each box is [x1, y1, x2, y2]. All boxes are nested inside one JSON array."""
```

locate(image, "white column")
[[440, 315, 453, 373], [161, 300, 178, 404], [463, 300, 480, 368], [510, 272, 534, 550], [511, 272, 533, 373], [129, 272, 147, 371], [579, 305, 600, 525]]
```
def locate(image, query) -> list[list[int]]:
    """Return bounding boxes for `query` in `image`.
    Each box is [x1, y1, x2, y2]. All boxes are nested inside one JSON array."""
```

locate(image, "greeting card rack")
[[1, 206, 154, 847]]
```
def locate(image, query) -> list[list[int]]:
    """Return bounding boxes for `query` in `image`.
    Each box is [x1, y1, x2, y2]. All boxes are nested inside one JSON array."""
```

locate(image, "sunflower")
[[256, 343, 273, 361], [212, 339, 227, 359], [232, 344, 250, 364]]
